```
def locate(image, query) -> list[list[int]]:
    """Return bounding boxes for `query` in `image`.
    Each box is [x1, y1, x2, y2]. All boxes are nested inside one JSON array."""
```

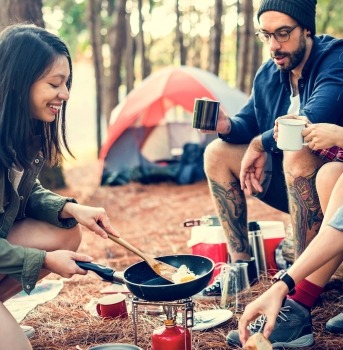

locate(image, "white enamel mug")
[[277, 119, 309, 151]]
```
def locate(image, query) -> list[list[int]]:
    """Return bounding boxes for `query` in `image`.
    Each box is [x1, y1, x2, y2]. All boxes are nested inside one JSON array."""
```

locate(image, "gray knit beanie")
[[257, 0, 317, 36]]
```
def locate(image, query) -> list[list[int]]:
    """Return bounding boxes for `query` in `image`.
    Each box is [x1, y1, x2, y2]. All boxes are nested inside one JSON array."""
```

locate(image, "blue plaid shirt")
[[219, 35, 343, 154]]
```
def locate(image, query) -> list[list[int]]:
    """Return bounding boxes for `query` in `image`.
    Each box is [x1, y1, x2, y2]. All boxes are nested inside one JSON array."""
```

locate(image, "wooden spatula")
[[104, 230, 178, 283]]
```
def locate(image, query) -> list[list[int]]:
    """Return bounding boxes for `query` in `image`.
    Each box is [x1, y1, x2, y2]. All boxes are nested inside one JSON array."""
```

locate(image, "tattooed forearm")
[[209, 178, 249, 254], [287, 168, 323, 258]]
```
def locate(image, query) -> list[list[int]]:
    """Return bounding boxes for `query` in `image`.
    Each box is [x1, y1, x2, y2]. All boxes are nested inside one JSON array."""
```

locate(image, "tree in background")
[[208, 0, 223, 76], [87, 0, 104, 156], [175, 0, 187, 65], [236, 0, 260, 95], [106, 0, 127, 122]]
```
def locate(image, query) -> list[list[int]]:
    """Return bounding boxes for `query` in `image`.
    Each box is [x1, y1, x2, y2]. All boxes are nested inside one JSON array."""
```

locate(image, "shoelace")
[[205, 263, 230, 289], [249, 305, 292, 332]]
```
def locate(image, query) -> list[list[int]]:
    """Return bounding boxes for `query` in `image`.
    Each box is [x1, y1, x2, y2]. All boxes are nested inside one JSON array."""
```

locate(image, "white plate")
[[191, 309, 233, 331]]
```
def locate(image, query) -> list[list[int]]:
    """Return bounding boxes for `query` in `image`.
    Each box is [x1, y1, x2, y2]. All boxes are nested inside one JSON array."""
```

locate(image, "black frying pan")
[[76, 254, 214, 302]]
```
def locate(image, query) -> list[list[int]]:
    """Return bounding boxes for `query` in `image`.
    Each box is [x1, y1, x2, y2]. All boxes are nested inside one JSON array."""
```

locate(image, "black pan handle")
[[75, 261, 124, 284]]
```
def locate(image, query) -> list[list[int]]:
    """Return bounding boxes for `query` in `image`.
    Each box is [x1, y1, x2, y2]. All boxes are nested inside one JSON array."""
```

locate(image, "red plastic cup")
[[96, 293, 128, 320]]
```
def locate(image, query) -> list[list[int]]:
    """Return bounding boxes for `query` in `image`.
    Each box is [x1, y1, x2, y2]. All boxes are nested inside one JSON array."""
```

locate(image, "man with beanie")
[[200, 0, 343, 347]]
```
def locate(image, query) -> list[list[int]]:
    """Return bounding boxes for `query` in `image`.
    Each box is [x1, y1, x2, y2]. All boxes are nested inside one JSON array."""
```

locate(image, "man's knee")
[[204, 139, 246, 177], [283, 148, 323, 178]]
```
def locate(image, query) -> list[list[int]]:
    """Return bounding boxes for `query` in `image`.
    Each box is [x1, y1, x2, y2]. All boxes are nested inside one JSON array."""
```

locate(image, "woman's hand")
[[273, 114, 311, 141], [60, 203, 120, 239], [43, 250, 93, 278], [238, 283, 288, 347], [303, 123, 343, 150]]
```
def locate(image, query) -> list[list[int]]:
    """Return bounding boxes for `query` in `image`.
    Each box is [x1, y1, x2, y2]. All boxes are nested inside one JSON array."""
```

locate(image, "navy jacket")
[[219, 35, 343, 153]]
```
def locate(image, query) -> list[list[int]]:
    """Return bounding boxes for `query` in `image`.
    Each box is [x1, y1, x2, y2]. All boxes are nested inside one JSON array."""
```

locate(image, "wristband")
[[271, 270, 295, 295]]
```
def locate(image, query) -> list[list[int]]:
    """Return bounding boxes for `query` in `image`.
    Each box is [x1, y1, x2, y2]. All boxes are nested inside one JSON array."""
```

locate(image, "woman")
[[238, 116, 343, 347], [0, 24, 119, 350]]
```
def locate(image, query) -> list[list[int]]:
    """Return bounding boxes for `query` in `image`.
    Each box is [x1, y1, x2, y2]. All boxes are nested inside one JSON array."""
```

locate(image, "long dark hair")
[[0, 24, 73, 169]]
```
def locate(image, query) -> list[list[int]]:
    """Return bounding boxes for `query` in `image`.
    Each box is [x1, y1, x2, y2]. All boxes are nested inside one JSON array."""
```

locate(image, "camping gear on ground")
[[220, 263, 251, 313], [248, 221, 267, 279], [187, 309, 233, 331], [184, 215, 228, 284], [192, 99, 220, 131], [257, 221, 285, 271], [152, 319, 191, 350], [100, 65, 247, 186], [96, 294, 128, 320], [76, 255, 214, 302]]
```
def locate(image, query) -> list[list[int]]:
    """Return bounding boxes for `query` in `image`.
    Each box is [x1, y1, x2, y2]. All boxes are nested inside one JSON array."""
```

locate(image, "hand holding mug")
[[274, 115, 311, 151], [273, 114, 311, 142], [193, 97, 231, 134]]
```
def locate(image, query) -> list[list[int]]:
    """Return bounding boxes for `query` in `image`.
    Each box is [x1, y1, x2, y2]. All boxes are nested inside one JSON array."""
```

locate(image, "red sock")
[[287, 279, 324, 309]]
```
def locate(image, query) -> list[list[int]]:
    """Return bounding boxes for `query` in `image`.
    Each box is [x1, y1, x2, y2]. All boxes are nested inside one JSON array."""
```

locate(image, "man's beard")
[[271, 33, 307, 71]]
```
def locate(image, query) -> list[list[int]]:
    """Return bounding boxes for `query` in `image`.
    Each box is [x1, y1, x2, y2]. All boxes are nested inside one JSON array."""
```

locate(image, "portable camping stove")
[[131, 297, 194, 347]]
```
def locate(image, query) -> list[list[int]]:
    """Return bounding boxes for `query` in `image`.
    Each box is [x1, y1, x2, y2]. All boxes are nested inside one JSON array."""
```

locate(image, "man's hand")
[[198, 98, 231, 135], [240, 136, 267, 194], [239, 283, 288, 347]]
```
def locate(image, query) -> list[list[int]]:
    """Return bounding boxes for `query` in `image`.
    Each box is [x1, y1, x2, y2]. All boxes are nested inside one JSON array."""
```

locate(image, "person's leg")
[[287, 162, 343, 310], [301, 162, 343, 287], [283, 147, 324, 258], [0, 218, 82, 302], [0, 302, 32, 350], [204, 140, 251, 262]]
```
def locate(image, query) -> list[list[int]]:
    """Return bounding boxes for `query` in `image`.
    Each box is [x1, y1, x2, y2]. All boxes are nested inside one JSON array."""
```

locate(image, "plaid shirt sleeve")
[[311, 146, 343, 163]]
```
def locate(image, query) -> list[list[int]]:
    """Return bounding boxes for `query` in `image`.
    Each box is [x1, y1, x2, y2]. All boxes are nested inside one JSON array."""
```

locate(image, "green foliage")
[[42, 0, 88, 56], [316, 0, 343, 37]]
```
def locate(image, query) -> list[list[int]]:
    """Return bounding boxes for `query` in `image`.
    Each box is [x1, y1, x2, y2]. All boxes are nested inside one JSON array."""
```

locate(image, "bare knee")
[[283, 148, 323, 179], [204, 139, 246, 179]]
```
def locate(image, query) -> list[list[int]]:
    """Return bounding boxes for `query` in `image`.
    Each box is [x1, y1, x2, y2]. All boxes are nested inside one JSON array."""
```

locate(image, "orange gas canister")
[[184, 216, 228, 284]]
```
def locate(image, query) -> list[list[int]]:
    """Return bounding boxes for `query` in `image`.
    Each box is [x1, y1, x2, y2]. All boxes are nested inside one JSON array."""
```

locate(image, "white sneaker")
[[21, 325, 35, 339]]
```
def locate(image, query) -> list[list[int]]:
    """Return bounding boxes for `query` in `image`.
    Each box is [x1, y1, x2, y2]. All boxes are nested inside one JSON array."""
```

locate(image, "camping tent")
[[100, 66, 247, 186]]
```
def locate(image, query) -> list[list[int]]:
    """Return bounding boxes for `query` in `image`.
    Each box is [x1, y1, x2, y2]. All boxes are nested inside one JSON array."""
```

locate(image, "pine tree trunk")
[[208, 0, 223, 75], [106, 0, 127, 121], [236, 0, 254, 94], [87, 0, 104, 155], [175, 0, 187, 65], [137, 0, 149, 79], [126, 11, 135, 94]]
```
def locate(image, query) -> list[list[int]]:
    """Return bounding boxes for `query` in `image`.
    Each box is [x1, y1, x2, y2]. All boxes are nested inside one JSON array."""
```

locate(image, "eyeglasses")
[[255, 24, 299, 43]]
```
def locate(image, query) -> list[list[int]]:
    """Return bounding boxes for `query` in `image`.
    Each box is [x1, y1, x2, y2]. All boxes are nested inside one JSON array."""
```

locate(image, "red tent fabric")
[[100, 66, 247, 160]]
